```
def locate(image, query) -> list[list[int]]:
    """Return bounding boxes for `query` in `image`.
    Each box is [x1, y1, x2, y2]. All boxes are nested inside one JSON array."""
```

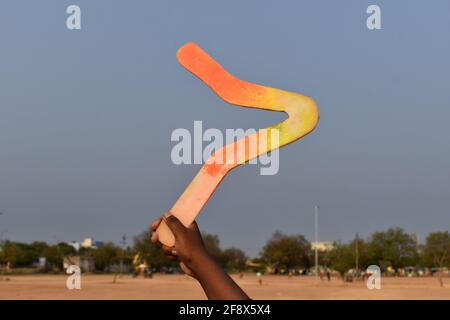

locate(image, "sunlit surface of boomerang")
[[156, 42, 319, 246]]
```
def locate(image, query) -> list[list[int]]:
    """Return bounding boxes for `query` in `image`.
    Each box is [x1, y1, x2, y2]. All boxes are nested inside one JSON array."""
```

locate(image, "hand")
[[150, 211, 250, 299], [150, 212, 209, 278]]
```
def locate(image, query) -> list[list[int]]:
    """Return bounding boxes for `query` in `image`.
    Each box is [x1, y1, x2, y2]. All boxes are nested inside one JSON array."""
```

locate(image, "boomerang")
[[156, 42, 319, 246]]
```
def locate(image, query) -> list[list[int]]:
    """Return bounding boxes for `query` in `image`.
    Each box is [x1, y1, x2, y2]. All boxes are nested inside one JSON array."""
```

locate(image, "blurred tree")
[[43, 243, 76, 271], [328, 238, 369, 278], [423, 231, 450, 287], [202, 233, 222, 259], [1, 241, 39, 267], [198, 233, 233, 269], [260, 231, 310, 272], [94, 242, 121, 272], [29, 241, 49, 256], [366, 227, 419, 271], [221, 247, 248, 272], [56, 242, 77, 257], [133, 231, 176, 269], [328, 242, 354, 278]]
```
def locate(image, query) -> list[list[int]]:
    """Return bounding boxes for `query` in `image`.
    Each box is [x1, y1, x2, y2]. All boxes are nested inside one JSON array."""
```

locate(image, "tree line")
[[1, 227, 449, 277]]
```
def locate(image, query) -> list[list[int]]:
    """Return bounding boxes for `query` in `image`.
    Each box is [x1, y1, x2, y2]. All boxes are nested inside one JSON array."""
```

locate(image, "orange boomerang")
[[156, 42, 319, 246]]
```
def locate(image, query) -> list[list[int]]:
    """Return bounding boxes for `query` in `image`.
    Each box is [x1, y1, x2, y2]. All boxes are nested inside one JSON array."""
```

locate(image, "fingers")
[[150, 217, 163, 243], [150, 212, 172, 243], [162, 244, 175, 254], [150, 217, 162, 231], [150, 231, 158, 243], [163, 213, 186, 237], [166, 255, 178, 261], [162, 245, 178, 256], [162, 244, 178, 261]]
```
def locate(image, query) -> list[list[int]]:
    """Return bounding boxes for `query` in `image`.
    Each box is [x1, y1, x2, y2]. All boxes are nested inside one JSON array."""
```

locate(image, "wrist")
[[188, 249, 214, 272]]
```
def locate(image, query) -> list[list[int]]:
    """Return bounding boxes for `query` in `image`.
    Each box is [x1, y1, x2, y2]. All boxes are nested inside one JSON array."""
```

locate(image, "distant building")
[[80, 238, 103, 249], [81, 238, 93, 248], [33, 257, 47, 269], [311, 241, 334, 252], [38, 257, 46, 268], [68, 241, 80, 251], [93, 240, 104, 248]]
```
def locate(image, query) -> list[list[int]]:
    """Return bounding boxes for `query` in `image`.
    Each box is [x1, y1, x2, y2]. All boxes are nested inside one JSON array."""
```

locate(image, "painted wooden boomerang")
[[156, 42, 319, 246]]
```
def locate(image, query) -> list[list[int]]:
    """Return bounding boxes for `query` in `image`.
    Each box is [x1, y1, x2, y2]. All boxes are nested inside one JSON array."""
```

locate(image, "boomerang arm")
[[177, 42, 319, 144]]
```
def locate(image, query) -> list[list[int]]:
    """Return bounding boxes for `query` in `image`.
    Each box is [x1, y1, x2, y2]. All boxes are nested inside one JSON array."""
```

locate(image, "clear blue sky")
[[0, 0, 449, 256]]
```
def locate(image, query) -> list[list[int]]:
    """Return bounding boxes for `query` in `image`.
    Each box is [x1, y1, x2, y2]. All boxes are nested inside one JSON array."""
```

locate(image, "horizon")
[[0, 224, 437, 259]]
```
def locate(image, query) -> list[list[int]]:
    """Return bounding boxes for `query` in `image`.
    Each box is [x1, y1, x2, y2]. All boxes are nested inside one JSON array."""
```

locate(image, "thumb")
[[163, 213, 186, 237]]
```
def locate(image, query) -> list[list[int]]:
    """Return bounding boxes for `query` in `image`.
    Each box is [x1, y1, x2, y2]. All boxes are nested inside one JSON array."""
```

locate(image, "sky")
[[0, 0, 449, 257]]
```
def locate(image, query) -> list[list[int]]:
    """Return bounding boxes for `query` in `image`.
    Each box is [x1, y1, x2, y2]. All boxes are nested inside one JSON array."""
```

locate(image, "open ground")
[[1, 274, 449, 300]]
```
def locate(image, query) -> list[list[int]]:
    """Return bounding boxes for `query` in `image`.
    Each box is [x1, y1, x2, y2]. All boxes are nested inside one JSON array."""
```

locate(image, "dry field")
[[1, 273, 449, 300]]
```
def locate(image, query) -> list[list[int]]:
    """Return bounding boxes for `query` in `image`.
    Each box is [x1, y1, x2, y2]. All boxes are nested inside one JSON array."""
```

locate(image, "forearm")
[[191, 252, 250, 300]]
